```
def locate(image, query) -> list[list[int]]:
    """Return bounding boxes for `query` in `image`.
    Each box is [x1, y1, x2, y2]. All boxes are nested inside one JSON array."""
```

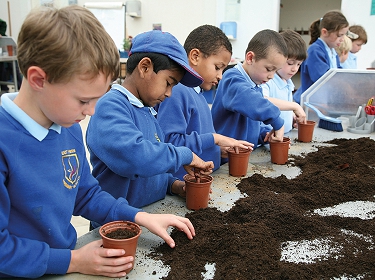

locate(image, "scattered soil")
[[149, 137, 375, 279], [105, 229, 137, 239]]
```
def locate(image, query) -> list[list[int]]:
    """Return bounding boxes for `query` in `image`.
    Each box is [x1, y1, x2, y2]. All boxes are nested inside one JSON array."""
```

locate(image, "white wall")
[[341, 0, 375, 69], [76, 0, 280, 60], [279, 0, 341, 47], [0, 0, 373, 67], [0, 0, 33, 41], [77, 0, 217, 45], [216, 0, 280, 60]]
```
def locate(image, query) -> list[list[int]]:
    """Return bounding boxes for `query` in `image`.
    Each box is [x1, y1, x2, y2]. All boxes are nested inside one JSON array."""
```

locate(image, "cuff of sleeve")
[[114, 198, 143, 223], [45, 248, 71, 275], [271, 117, 285, 131], [167, 176, 178, 196], [177, 146, 194, 165], [200, 133, 215, 150]]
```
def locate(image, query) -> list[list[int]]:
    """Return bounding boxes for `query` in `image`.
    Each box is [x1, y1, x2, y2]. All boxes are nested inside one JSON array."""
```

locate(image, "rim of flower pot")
[[299, 120, 316, 126], [270, 137, 290, 144], [99, 221, 142, 241], [183, 174, 213, 184], [227, 147, 251, 154]]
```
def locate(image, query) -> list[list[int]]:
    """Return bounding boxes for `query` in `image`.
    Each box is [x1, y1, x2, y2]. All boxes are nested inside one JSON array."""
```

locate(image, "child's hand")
[[135, 212, 195, 248], [293, 104, 307, 125], [264, 126, 285, 143], [214, 134, 253, 149], [171, 180, 186, 197], [214, 134, 254, 158], [183, 153, 213, 177], [68, 240, 133, 277]]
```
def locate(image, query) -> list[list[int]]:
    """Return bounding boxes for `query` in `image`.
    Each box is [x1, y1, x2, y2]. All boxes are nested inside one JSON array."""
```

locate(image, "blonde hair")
[[335, 35, 352, 56], [17, 5, 120, 84]]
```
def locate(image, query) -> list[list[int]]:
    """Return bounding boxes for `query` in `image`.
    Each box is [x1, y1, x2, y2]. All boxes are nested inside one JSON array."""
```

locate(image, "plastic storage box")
[[300, 69, 375, 123]]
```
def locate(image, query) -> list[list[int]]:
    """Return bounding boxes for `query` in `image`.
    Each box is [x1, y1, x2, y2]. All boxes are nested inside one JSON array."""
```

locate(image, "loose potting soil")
[[149, 137, 375, 279]]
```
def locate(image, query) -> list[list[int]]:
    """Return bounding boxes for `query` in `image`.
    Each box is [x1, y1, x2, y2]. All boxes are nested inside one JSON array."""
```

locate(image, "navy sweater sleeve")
[[218, 69, 283, 129], [158, 84, 215, 154], [86, 90, 193, 179]]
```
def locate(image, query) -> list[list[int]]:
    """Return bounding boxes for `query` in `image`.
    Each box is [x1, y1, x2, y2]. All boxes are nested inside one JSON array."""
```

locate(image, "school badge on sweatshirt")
[[61, 149, 80, 189]]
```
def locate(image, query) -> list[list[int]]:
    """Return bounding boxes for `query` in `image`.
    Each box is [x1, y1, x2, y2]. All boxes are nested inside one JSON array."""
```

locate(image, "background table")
[[0, 55, 18, 92]]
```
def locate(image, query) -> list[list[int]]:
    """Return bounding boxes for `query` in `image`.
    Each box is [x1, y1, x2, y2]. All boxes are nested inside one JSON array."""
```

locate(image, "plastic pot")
[[99, 221, 142, 274], [269, 137, 290, 165], [298, 120, 316, 142], [227, 147, 251, 177], [184, 174, 213, 210]]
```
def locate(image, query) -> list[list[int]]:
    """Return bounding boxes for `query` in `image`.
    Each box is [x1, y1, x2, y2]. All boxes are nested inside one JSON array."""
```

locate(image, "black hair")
[[245, 29, 288, 60], [183, 24, 232, 57], [126, 52, 185, 76]]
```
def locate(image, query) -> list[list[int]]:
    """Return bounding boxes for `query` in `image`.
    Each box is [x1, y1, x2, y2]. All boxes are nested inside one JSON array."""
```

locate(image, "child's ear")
[[27, 66, 47, 90], [138, 57, 153, 78], [321, 28, 328, 37], [244, 51, 255, 65], [188, 48, 200, 66]]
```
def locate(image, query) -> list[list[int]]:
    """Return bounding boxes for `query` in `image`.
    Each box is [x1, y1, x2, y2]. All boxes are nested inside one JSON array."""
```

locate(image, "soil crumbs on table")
[[149, 137, 375, 279]]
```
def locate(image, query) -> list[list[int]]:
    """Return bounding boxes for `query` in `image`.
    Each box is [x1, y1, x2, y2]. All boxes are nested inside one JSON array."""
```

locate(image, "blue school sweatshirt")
[[157, 84, 220, 180], [86, 84, 193, 208], [211, 63, 284, 151], [293, 38, 342, 104], [0, 93, 140, 278]]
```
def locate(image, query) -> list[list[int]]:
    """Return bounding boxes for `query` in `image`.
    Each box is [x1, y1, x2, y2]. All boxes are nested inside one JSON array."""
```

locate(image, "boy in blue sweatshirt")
[[211, 29, 287, 161], [157, 25, 253, 179], [86, 30, 214, 225], [0, 6, 197, 278]]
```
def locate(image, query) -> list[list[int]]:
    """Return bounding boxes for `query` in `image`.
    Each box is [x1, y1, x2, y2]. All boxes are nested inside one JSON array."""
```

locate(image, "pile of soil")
[[149, 137, 375, 279]]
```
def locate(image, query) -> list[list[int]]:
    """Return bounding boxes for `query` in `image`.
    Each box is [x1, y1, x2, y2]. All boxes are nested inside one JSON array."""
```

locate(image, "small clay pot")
[[269, 137, 290, 165], [298, 120, 316, 142], [184, 174, 213, 210], [227, 147, 251, 177], [99, 221, 142, 274]]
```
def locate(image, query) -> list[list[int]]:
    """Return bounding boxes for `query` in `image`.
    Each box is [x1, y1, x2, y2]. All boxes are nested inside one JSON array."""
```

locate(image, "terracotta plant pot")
[[269, 137, 290, 165], [298, 120, 316, 142], [227, 147, 251, 177], [7, 45, 13, 56], [184, 174, 213, 210], [99, 221, 142, 274]]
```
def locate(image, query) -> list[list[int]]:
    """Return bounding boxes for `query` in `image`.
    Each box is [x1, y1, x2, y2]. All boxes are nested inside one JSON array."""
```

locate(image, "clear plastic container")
[[300, 69, 375, 122]]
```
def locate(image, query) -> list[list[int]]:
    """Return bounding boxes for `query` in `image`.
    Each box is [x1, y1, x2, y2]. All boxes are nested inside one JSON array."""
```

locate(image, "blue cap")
[[129, 30, 203, 87]]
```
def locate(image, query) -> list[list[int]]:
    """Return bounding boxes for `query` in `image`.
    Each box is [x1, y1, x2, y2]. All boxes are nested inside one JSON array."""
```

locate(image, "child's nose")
[[84, 103, 96, 116], [165, 87, 172, 97]]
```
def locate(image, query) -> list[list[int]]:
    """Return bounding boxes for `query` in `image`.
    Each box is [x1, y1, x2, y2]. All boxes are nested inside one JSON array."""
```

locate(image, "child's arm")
[[307, 44, 331, 83], [68, 212, 195, 278], [213, 134, 254, 158], [266, 97, 307, 124]]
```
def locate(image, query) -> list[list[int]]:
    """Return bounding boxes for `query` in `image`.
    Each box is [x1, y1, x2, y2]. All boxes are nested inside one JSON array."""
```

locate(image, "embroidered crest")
[[61, 150, 80, 189]]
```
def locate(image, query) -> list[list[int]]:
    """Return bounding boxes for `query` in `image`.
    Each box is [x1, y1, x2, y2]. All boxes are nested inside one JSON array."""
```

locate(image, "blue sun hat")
[[129, 30, 203, 87]]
